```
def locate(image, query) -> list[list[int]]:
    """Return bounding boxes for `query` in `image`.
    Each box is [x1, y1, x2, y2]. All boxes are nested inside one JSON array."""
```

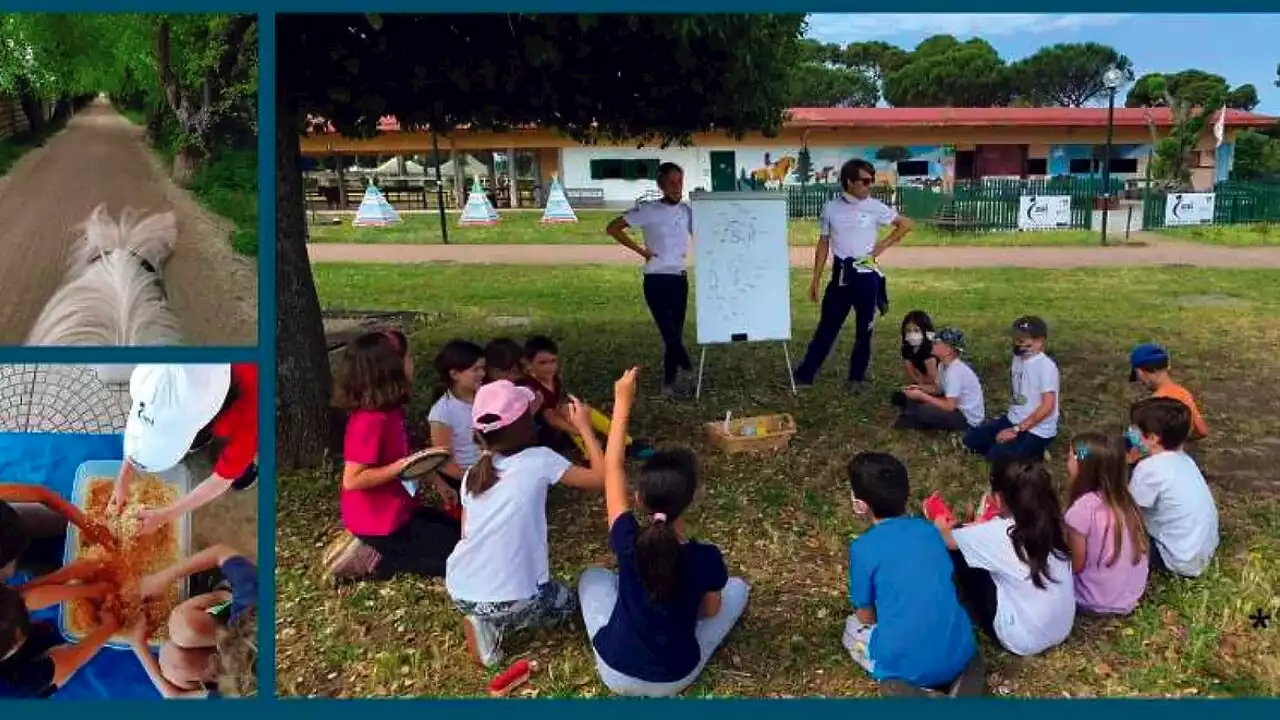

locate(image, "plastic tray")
[[59, 460, 192, 650]]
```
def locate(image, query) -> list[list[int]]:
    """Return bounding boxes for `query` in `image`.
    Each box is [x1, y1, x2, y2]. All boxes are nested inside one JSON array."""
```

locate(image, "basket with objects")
[[704, 412, 797, 454], [60, 460, 192, 649]]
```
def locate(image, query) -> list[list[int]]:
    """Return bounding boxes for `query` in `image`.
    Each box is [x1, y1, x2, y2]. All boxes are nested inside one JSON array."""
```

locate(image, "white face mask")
[[905, 332, 924, 347]]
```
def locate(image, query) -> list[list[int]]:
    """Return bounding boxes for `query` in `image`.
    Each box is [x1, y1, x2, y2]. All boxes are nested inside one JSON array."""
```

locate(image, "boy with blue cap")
[[1129, 344, 1208, 442]]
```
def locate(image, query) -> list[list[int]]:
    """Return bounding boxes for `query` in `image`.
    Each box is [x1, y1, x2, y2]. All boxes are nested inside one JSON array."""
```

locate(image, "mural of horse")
[[750, 153, 796, 189]]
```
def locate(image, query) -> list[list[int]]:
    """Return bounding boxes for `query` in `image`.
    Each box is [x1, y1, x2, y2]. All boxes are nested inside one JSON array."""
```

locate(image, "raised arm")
[[341, 458, 408, 492], [139, 544, 243, 600], [603, 368, 639, 527], [559, 397, 606, 492]]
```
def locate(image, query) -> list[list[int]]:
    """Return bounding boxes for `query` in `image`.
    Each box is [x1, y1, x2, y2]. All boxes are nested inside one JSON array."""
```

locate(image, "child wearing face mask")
[[1127, 397, 1219, 578], [963, 316, 1059, 462], [843, 452, 978, 694], [890, 311, 939, 408], [896, 327, 985, 433]]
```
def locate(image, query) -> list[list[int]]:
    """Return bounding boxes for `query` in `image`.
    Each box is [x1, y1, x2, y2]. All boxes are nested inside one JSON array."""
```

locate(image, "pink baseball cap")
[[472, 380, 536, 433]]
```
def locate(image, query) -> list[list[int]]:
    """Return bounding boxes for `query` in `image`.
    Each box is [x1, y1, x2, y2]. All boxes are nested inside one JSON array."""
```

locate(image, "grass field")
[[278, 264, 1280, 698], [307, 210, 1105, 248], [1161, 224, 1280, 247]]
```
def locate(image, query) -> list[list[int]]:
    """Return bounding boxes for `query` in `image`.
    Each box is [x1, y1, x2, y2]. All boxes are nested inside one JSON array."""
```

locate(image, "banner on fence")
[[1164, 193, 1215, 226], [1017, 195, 1072, 230]]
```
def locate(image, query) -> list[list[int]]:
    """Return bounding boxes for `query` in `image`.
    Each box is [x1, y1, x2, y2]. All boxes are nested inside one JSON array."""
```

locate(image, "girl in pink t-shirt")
[[1064, 432, 1149, 615], [333, 330, 460, 580]]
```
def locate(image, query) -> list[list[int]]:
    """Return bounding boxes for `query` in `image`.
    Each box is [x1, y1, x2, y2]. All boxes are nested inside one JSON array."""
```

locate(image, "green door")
[[709, 151, 737, 192]]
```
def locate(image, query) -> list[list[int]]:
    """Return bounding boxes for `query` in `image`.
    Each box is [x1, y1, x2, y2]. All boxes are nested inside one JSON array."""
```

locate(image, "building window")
[[1109, 158, 1139, 174], [896, 160, 930, 177], [590, 159, 661, 181], [1068, 158, 1095, 174], [1026, 158, 1048, 176]]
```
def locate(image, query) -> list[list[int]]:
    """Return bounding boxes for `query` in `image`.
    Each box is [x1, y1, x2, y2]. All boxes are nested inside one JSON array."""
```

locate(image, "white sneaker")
[[464, 616, 504, 668]]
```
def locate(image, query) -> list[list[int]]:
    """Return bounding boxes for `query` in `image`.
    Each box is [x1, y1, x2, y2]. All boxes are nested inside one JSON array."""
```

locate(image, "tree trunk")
[[172, 146, 201, 184], [13, 77, 43, 139], [276, 90, 334, 472]]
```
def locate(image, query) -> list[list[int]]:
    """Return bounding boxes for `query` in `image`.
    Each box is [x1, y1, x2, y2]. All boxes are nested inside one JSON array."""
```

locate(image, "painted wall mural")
[[1047, 144, 1151, 176]]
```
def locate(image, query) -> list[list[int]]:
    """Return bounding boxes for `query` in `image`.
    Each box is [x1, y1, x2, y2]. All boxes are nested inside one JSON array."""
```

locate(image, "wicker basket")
[[704, 413, 797, 454]]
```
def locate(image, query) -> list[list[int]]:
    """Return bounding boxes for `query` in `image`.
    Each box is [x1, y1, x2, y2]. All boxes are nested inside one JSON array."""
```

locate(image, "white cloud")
[[806, 13, 1133, 43]]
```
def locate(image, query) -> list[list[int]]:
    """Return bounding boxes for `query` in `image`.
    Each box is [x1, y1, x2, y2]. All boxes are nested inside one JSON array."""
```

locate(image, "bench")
[[924, 204, 979, 233], [564, 187, 605, 208]]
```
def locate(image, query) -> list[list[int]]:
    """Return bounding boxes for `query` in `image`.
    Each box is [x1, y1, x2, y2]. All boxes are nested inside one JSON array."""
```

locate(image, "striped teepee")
[[458, 177, 500, 226], [540, 173, 578, 224]]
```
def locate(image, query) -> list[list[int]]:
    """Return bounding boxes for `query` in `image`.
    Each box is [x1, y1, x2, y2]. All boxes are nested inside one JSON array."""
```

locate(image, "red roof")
[[312, 107, 1277, 136], [787, 107, 1277, 129]]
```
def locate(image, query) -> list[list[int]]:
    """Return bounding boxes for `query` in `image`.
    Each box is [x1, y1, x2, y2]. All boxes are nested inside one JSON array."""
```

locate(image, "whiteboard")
[[691, 191, 791, 345]]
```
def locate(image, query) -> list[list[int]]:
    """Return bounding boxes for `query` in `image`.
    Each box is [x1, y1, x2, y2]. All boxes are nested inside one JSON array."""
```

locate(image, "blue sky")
[[805, 14, 1280, 113]]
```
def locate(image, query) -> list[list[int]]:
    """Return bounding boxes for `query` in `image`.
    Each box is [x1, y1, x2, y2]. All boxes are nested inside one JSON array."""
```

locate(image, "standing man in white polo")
[[793, 159, 914, 390], [606, 162, 695, 398]]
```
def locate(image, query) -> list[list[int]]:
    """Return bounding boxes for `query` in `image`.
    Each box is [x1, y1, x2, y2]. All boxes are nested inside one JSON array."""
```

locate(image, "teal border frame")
[[0, 1, 1277, 712]]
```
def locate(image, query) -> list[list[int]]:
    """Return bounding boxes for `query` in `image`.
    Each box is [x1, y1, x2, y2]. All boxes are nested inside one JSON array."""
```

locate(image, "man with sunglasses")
[[794, 159, 914, 390]]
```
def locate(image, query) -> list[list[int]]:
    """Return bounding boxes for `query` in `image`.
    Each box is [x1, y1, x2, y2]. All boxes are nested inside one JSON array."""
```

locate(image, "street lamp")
[[1099, 65, 1126, 246]]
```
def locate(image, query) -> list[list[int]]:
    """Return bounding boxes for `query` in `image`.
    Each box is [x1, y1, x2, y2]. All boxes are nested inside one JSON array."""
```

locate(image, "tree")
[[0, 14, 256, 178], [1010, 43, 1133, 107], [874, 146, 911, 164], [276, 13, 806, 469], [881, 36, 1013, 107], [1138, 74, 1224, 189], [795, 144, 813, 185], [1231, 129, 1280, 180], [1126, 69, 1257, 111], [786, 38, 877, 107]]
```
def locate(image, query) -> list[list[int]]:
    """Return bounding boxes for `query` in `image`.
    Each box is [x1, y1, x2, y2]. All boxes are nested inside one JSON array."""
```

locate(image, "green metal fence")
[[783, 177, 1121, 231], [1142, 181, 1280, 230]]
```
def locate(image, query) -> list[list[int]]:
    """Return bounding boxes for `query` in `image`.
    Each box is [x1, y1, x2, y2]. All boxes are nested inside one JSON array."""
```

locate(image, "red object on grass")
[[975, 493, 1000, 523], [922, 492, 954, 525], [488, 659, 531, 697]]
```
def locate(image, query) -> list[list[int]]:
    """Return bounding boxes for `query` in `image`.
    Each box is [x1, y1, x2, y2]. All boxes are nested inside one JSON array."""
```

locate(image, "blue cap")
[[1129, 343, 1169, 381]]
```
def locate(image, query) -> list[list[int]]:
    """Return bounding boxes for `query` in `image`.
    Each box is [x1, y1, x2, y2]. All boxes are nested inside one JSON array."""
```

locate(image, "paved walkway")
[[308, 235, 1280, 269]]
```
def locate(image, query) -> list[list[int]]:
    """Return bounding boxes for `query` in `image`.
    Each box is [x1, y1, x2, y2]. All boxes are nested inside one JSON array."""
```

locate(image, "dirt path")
[[308, 236, 1280, 269], [0, 99, 257, 345]]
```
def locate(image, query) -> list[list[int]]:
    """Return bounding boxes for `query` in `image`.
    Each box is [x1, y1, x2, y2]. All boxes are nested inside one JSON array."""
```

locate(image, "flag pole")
[[432, 129, 449, 245]]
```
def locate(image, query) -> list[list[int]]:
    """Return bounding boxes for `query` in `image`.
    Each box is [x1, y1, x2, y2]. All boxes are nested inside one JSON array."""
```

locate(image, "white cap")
[[124, 364, 232, 472]]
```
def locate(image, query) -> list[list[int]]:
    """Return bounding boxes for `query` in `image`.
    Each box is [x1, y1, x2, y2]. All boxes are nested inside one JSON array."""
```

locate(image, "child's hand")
[[566, 396, 592, 434], [931, 513, 955, 533], [126, 617, 151, 648], [81, 520, 118, 552], [98, 608, 119, 632], [996, 428, 1019, 444], [614, 367, 640, 407], [904, 386, 925, 401], [436, 482, 459, 507], [136, 507, 170, 536]]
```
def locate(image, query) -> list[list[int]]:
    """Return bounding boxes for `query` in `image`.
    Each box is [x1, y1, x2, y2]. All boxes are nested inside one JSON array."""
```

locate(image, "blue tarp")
[[0, 432, 161, 700]]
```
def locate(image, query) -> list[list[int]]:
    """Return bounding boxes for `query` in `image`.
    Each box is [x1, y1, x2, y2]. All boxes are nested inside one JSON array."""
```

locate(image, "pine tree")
[[796, 145, 814, 186]]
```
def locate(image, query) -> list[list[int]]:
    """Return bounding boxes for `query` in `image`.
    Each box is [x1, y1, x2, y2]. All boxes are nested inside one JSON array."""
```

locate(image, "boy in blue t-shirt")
[[844, 452, 977, 691]]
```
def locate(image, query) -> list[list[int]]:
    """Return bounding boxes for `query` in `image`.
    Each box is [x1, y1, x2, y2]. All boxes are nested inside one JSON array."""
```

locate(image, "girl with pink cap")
[[444, 380, 606, 668]]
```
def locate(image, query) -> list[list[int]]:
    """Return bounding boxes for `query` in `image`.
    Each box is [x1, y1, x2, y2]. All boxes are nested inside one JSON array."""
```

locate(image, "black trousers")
[[894, 398, 970, 432], [795, 266, 881, 384], [949, 549, 999, 644], [359, 507, 461, 579], [642, 273, 693, 385]]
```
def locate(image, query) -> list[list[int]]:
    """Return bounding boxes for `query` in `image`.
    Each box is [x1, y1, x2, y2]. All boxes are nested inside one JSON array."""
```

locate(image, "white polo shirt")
[[819, 194, 898, 260], [624, 199, 693, 275]]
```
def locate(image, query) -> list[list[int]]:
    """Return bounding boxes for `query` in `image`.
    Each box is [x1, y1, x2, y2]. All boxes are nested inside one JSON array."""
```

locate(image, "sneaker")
[[321, 532, 381, 585], [947, 652, 988, 697], [463, 615, 504, 668]]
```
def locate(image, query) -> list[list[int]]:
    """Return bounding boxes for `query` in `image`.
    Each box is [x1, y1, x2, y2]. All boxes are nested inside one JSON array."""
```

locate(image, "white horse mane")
[[25, 204, 182, 349]]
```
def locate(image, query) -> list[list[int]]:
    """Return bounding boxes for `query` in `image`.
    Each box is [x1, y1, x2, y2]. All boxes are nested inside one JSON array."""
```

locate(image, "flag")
[[1213, 106, 1226, 148]]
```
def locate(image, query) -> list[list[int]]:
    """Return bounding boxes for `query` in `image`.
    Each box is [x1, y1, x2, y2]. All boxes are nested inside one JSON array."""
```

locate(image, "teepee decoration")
[[458, 177, 500, 227], [352, 180, 402, 227], [540, 173, 578, 224]]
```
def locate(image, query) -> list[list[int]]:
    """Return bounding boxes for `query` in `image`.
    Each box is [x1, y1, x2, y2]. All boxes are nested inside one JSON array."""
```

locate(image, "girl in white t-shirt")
[[423, 340, 486, 507], [445, 380, 606, 668], [932, 460, 1076, 656]]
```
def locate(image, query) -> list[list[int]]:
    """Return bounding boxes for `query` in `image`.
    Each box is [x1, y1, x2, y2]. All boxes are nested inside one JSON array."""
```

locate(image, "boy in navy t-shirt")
[[844, 453, 977, 691]]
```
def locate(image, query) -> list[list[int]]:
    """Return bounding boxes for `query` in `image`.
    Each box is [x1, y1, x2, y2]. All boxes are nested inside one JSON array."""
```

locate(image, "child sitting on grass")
[[1064, 433, 1148, 615], [843, 452, 977, 693], [446, 381, 606, 668], [127, 543, 258, 698], [932, 460, 1075, 657], [425, 339, 487, 501], [484, 338, 527, 384], [895, 310, 940, 397], [519, 335, 650, 460], [577, 368, 749, 697], [1127, 397, 1219, 578], [964, 316, 1059, 462], [0, 576, 119, 698], [1129, 344, 1209, 442], [325, 330, 460, 583], [895, 328, 984, 433]]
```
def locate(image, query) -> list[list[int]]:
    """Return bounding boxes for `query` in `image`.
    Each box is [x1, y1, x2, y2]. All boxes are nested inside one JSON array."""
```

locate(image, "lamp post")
[[1099, 66, 1126, 246]]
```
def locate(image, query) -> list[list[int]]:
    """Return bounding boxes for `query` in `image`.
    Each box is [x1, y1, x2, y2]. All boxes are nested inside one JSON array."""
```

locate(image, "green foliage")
[[186, 147, 257, 255], [881, 35, 1012, 107], [786, 38, 878, 108], [874, 146, 911, 163], [795, 145, 813, 184], [1231, 130, 1280, 181], [1010, 43, 1133, 107], [1126, 69, 1258, 111], [280, 14, 804, 146]]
